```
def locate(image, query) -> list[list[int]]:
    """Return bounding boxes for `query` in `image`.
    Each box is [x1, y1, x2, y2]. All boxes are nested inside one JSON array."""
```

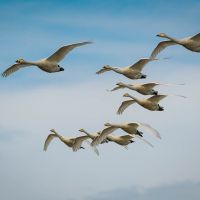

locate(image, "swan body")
[[150, 33, 200, 59], [43, 129, 89, 152], [96, 58, 157, 80], [106, 134, 134, 146], [117, 93, 167, 114], [2, 41, 92, 77]]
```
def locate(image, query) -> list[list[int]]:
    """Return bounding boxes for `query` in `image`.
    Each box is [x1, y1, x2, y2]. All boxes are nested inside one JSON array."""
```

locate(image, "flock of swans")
[[3, 32, 200, 156]]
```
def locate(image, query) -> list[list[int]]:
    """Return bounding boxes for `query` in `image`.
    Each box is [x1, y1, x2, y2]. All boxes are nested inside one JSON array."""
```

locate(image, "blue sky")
[[0, 0, 200, 200]]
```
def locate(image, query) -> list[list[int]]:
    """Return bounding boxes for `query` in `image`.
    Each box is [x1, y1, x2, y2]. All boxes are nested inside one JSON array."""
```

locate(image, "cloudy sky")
[[0, 0, 200, 199]]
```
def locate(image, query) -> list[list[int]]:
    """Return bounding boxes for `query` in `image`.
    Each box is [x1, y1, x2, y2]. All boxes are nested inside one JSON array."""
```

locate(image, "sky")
[[0, 0, 200, 199]]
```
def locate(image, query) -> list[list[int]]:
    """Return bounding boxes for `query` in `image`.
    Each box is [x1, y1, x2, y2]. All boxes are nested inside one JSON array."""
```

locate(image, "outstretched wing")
[[117, 100, 135, 115], [43, 134, 58, 151], [85, 140, 100, 156], [72, 135, 89, 152], [190, 33, 200, 42], [129, 58, 157, 71], [137, 122, 161, 139], [150, 41, 177, 59], [2, 63, 31, 77], [135, 135, 154, 147], [147, 95, 167, 103], [142, 82, 185, 89], [46, 41, 92, 63], [91, 127, 118, 147]]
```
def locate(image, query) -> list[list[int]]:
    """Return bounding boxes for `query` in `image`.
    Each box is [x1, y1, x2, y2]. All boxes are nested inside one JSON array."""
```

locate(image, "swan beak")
[[141, 75, 147, 79], [158, 106, 164, 111]]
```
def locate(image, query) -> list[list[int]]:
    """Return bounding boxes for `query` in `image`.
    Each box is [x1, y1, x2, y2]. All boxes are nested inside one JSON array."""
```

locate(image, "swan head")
[[123, 93, 130, 97], [58, 66, 64, 71], [141, 74, 147, 79], [116, 82, 124, 86], [104, 122, 111, 126], [16, 58, 25, 64], [156, 33, 167, 38], [153, 91, 158, 95], [97, 131, 102, 135], [78, 128, 85, 133], [50, 129, 56, 133]]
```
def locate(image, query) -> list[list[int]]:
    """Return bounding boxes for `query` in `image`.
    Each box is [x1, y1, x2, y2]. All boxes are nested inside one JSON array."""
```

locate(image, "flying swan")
[[150, 33, 200, 59], [2, 41, 92, 77]]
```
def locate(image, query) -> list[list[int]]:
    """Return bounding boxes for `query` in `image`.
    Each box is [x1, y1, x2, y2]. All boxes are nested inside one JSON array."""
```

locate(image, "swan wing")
[[190, 33, 200, 42], [147, 95, 167, 103], [150, 41, 177, 59], [117, 100, 136, 115], [72, 135, 89, 152], [43, 134, 58, 151], [142, 82, 185, 89], [135, 135, 154, 147], [137, 122, 161, 139], [47, 41, 92, 63], [2, 63, 31, 77], [85, 140, 100, 156], [91, 127, 118, 147], [129, 58, 156, 71]]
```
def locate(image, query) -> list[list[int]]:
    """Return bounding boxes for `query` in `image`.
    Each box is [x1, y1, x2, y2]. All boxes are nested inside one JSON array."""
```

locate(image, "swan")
[[117, 93, 167, 114], [106, 134, 154, 149], [43, 129, 89, 152], [109, 82, 184, 95], [91, 122, 159, 147], [2, 41, 92, 77], [150, 33, 200, 59], [96, 58, 157, 80], [79, 128, 134, 148], [106, 134, 134, 147]]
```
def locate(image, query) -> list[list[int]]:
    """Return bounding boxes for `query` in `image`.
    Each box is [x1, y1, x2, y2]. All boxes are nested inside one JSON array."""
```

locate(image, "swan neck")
[[164, 35, 180, 43], [128, 95, 139, 102], [23, 60, 38, 65]]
